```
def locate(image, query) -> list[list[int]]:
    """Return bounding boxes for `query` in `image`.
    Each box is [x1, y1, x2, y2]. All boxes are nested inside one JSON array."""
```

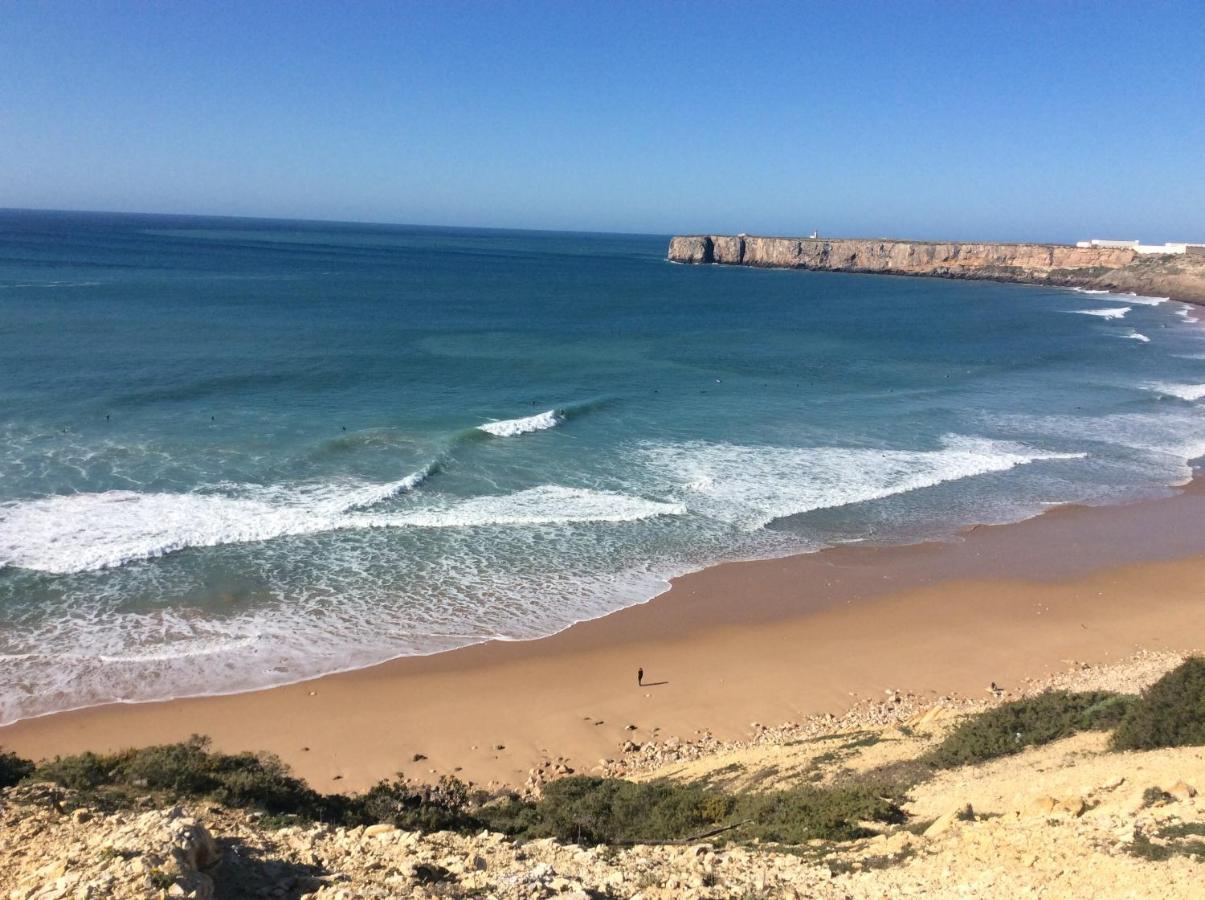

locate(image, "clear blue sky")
[[2, 1, 1202, 240]]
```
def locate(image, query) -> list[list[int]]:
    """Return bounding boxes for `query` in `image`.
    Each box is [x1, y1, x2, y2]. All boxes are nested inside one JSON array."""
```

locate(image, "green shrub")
[[733, 783, 905, 844], [510, 777, 723, 844], [478, 776, 903, 845], [32, 751, 111, 790], [0, 749, 34, 789], [34, 735, 332, 819], [351, 775, 481, 832], [31, 735, 488, 831], [25, 737, 906, 847], [923, 691, 1133, 769], [1111, 658, 1205, 751]]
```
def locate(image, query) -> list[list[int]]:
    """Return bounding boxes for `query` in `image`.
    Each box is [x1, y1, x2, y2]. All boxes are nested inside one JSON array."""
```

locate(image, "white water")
[[1143, 382, 1205, 402], [0, 482, 682, 575], [477, 409, 561, 436], [639, 435, 1085, 530]]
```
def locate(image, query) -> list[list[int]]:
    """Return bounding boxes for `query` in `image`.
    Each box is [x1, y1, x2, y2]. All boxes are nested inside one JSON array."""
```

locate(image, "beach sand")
[[4, 483, 1205, 793]]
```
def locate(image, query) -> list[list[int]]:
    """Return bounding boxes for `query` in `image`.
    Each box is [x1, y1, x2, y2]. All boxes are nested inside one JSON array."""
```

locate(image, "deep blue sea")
[[3, 209, 1205, 723]]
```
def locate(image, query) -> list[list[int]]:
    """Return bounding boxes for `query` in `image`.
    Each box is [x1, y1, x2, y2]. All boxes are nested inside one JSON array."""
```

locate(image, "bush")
[[26, 738, 907, 846], [0, 749, 34, 789], [1111, 658, 1205, 751], [34, 735, 333, 819], [352, 775, 482, 833], [504, 777, 723, 844], [31, 735, 490, 830], [923, 691, 1133, 769], [733, 783, 905, 844], [478, 776, 904, 845], [31, 751, 111, 790]]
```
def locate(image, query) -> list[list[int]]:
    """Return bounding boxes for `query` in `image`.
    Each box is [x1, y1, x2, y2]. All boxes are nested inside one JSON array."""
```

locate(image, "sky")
[[1, 1, 1202, 241]]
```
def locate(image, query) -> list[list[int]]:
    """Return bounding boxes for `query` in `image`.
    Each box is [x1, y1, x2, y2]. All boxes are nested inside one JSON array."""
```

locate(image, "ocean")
[[3, 208, 1204, 724]]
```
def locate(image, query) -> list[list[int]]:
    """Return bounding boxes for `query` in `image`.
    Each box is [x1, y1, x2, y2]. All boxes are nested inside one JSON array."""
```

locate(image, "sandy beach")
[[4, 481, 1205, 794]]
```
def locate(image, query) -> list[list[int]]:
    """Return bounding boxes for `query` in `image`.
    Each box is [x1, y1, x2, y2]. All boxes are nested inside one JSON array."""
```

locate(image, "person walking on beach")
[[637, 667, 644, 686]]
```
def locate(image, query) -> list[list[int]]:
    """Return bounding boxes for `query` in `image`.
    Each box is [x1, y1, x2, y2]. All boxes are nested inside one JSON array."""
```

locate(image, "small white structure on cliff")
[[1076, 238, 1192, 255], [1077, 239, 1139, 249]]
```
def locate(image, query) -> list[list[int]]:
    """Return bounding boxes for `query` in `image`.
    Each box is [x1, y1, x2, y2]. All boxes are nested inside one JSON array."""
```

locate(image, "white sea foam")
[[986, 408, 1205, 473], [477, 410, 561, 436], [1127, 295, 1168, 306], [365, 486, 683, 529], [1122, 331, 1151, 342], [1143, 382, 1205, 402], [639, 435, 1084, 530], [0, 481, 681, 575], [1075, 306, 1131, 319], [1068, 288, 1164, 307]]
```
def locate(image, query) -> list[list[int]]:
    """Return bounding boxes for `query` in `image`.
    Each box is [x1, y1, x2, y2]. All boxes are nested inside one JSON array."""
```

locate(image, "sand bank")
[[4, 483, 1205, 792]]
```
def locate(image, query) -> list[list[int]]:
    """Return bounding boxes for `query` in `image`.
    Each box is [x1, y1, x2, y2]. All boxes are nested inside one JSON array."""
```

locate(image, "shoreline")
[[5, 479, 1205, 792]]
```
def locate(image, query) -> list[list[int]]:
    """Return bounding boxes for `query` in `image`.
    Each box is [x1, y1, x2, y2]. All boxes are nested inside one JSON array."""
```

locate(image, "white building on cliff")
[[1075, 238, 1203, 255]]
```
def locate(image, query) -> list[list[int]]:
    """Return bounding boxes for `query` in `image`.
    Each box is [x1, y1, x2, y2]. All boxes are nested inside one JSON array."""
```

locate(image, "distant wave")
[[1069, 288, 1165, 307], [1122, 331, 1151, 342], [475, 398, 609, 438], [0, 481, 681, 575], [1122, 293, 1169, 306], [1075, 306, 1130, 319], [478, 409, 561, 436], [1175, 305, 1201, 324], [0, 280, 103, 289], [1143, 382, 1205, 402]]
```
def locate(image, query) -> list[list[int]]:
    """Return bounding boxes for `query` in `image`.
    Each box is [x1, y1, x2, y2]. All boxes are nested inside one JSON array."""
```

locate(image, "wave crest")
[[477, 409, 561, 436], [639, 435, 1084, 530], [0, 481, 681, 574], [1143, 382, 1205, 402]]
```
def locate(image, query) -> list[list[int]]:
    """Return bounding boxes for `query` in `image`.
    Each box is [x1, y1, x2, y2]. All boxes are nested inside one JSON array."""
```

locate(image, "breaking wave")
[[638, 435, 1085, 530], [1143, 382, 1205, 402], [1075, 306, 1130, 319], [1122, 293, 1169, 306], [478, 409, 561, 436], [0, 480, 681, 575]]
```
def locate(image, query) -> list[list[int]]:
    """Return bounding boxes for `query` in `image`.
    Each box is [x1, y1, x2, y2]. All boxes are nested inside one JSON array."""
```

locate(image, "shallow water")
[[2, 209, 1204, 722]]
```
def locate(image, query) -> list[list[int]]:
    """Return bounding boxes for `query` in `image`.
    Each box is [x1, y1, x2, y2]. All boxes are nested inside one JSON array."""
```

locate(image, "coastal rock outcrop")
[[668, 235, 1205, 303]]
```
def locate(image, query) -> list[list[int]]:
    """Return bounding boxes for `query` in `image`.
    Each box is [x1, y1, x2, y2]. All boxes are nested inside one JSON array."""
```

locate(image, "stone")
[[1023, 796, 1059, 817], [923, 808, 963, 839], [1166, 781, 1197, 801], [363, 824, 397, 838], [1056, 797, 1087, 817]]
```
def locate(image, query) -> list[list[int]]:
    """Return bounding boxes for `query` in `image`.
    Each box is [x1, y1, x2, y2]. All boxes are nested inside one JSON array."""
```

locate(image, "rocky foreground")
[[2, 651, 1202, 899], [667, 235, 1205, 303]]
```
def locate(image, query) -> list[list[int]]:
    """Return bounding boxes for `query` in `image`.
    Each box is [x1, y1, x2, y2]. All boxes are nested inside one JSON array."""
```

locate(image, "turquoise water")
[[3, 209, 1205, 723]]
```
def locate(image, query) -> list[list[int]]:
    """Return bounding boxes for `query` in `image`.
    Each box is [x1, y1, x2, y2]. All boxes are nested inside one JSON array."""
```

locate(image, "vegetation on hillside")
[[1, 657, 1201, 848], [1111, 658, 1205, 751], [921, 691, 1133, 770]]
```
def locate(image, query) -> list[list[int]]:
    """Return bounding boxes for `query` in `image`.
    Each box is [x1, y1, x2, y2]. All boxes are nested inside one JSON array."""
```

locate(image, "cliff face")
[[667, 235, 1205, 303], [669, 235, 1134, 277]]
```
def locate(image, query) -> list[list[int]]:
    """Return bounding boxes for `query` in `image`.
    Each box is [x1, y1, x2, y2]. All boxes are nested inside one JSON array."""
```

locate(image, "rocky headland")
[[667, 235, 1205, 303]]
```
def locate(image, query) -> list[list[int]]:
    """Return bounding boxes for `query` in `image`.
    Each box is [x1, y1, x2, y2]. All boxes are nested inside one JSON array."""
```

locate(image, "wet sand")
[[4, 483, 1205, 793]]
